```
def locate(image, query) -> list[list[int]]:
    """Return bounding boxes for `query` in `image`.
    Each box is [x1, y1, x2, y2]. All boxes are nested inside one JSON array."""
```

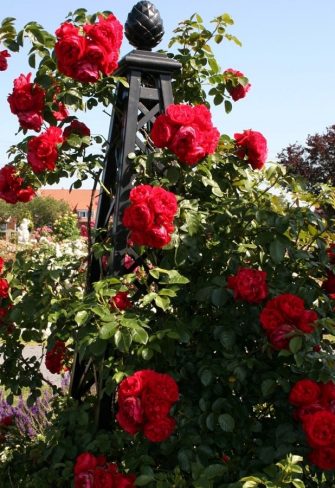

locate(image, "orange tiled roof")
[[39, 189, 99, 211]]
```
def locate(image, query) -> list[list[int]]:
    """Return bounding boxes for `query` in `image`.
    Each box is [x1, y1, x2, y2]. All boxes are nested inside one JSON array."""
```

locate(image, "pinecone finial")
[[125, 1, 164, 51]]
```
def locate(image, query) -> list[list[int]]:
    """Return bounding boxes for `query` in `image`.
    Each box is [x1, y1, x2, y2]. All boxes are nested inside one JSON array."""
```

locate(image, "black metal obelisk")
[[69, 1, 181, 426]]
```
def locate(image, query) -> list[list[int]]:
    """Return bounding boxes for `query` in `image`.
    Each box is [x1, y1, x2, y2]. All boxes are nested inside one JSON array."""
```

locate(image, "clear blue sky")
[[1, 0, 335, 187]]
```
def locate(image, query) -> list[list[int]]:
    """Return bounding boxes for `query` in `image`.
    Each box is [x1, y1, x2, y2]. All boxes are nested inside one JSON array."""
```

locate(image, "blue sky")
[[1, 0, 335, 187]]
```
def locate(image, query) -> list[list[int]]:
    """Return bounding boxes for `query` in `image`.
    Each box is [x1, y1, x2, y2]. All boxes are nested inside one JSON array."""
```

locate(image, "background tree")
[[277, 124, 335, 189], [0, 196, 71, 228]]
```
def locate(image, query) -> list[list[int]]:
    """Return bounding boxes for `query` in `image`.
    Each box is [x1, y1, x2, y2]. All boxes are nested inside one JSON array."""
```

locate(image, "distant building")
[[39, 189, 99, 223]]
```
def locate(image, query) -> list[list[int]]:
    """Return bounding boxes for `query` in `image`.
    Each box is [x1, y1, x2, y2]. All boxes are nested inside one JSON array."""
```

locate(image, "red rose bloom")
[[296, 403, 324, 422], [118, 372, 144, 399], [289, 379, 321, 407], [63, 120, 91, 140], [150, 114, 177, 147], [0, 415, 13, 426], [74, 452, 98, 475], [227, 267, 268, 304], [234, 129, 268, 170], [310, 446, 335, 471], [0, 278, 9, 298], [45, 339, 67, 374], [143, 416, 176, 442], [151, 104, 220, 166], [322, 271, 335, 294], [123, 184, 177, 249], [268, 323, 295, 350], [224, 69, 251, 101], [110, 291, 132, 311], [321, 382, 335, 411], [0, 50, 10, 71], [52, 101, 69, 121], [259, 293, 316, 350], [55, 15, 122, 83], [303, 410, 335, 448], [8, 73, 45, 131], [28, 126, 63, 173], [0, 165, 35, 204], [327, 244, 335, 264], [74, 453, 135, 488], [117, 370, 179, 442]]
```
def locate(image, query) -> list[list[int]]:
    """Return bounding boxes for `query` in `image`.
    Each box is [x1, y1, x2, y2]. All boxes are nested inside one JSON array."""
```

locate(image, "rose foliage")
[[0, 8, 335, 488]]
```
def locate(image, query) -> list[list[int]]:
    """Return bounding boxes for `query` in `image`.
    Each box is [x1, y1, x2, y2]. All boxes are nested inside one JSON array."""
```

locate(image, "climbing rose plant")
[[0, 7, 335, 488]]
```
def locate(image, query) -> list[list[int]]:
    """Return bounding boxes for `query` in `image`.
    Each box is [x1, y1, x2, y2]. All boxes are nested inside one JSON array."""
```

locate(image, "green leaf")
[[224, 100, 232, 114], [114, 330, 131, 352], [155, 295, 170, 311], [75, 310, 88, 326], [202, 464, 226, 480], [99, 321, 118, 340], [261, 379, 276, 397], [289, 336, 303, 354], [66, 133, 82, 148], [269, 238, 286, 264], [218, 413, 235, 432], [132, 327, 149, 345], [135, 475, 154, 486], [200, 369, 213, 386]]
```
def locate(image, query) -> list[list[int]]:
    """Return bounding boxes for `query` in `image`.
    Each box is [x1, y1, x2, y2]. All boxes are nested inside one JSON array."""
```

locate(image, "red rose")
[[118, 371, 144, 399], [150, 104, 220, 165], [296, 403, 324, 422], [268, 323, 295, 350], [259, 293, 315, 346], [259, 306, 284, 332], [55, 15, 122, 83], [45, 339, 67, 374], [297, 310, 318, 333], [224, 69, 251, 101], [74, 471, 94, 488], [146, 372, 179, 404], [116, 406, 142, 435], [110, 291, 132, 311], [113, 472, 136, 488], [74, 452, 98, 475], [227, 268, 268, 304], [309, 446, 335, 471], [123, 184, 177, 249], [28, 126, 63, 173], [8, 73, 45, 131], [142, 392, 172, 419], [123, 203, 154, 230], [92, 467, 114, 488], [55, 23, 86, 78], [321, 382, 335, 411], [63, 120, 91, 140], [322, 271, 335, 294], [234, 129, 268, 170], [274, 294, 305, 321], [0, 415, 13, 426], [0, 278, 9, 298], [303, 410, 335, 447], [143, 416, 176, 442], [150, 114, 176, 147], [289, 379, 321, 407], [0, 165, 36, 204], [0, 50, 10, 71], [170, 125, 207, 166], [84, 14, 123, 53], [166, 104, 195, 125], [52, 101, 69, 121], [327, 244, 335, 264], [119, 396, 143, 424]]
